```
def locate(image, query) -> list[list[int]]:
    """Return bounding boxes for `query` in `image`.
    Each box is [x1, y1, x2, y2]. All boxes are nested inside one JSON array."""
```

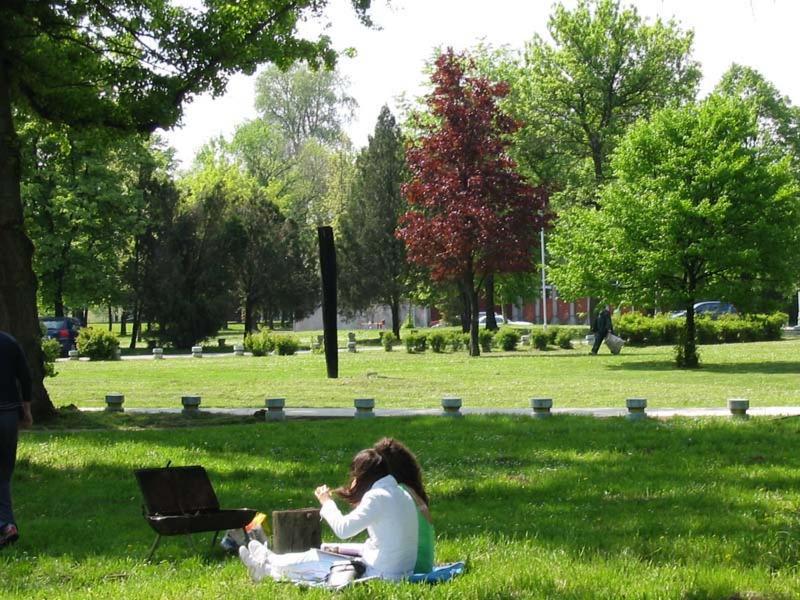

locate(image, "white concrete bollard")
[[347, 340, 357, 353], [265, 397, 286, 421], [105, 393, 124, 413], [68, 349, 79, 361], [727, 398, 750, 419], [530, 397, 553, 419], [354, 398, 375, 418], [234, 343, 245, 356], [626, 397, 648, 421], [441, 397, 463, 417], [191, 345, 203, 358], [153, 347, 163, 360], [181, 395, 201, 415]]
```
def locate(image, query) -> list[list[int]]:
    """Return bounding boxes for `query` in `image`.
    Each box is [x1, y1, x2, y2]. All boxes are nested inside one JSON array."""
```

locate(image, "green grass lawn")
[[47, 339, 800, 409], [4, 416, 800, 598]]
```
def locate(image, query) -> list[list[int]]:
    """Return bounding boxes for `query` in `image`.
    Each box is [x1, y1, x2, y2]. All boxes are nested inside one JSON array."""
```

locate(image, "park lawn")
[[3, 416, 800, 599], [46, 339, 800, 410]]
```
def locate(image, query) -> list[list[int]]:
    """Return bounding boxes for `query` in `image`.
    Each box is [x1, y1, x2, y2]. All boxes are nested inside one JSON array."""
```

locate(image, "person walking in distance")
[[0, 331, 33, 548], [591, 304, 614, 355]]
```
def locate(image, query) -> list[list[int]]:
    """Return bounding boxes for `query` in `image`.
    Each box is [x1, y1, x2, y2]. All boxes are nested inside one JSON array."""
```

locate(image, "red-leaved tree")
[[397, 49, 548, 356]]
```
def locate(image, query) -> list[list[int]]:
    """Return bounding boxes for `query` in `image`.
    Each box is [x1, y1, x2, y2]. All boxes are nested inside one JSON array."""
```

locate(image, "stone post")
[[265, 397, 286, 421], [354, 398, 375, 418], [191, 345, 203, 358], [441, 397, 463, 417], [626, 397, 647, 421], [530, 398, 553, 419], [105, 393, 124, 413], [181, 395, 201, 415], [727, 398, 750, 419], [68, 349, 79, 361], [233, 343, 244, 356], [153, 347, 163, 360]]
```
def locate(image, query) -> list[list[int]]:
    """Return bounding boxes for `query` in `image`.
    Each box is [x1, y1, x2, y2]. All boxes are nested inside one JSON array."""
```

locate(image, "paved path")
[[57, 346, 384, 362], [79, 405, 800, 419]]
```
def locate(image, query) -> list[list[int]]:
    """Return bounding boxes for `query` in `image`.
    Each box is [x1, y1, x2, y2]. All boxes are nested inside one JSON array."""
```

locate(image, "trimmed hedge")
[[495, 327, 521, 351], [244, 329, 274, 356], [272, 334, 299, 355], [428, 331, 448, 353], [614, 312, 787, 346], [478, 329, 494, 352], [381, 332, 396, 351], [76, 327, 119, 361], [404, 331, 427, 353]]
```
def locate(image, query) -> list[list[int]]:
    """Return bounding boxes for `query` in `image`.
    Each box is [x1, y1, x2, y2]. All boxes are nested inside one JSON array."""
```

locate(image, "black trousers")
[[0, 409, 18, 526], [591, 330, 609, 354]]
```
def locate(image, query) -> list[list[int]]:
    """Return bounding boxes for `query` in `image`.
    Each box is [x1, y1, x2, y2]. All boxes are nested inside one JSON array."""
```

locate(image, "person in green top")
[[373, 437, 435, 573]]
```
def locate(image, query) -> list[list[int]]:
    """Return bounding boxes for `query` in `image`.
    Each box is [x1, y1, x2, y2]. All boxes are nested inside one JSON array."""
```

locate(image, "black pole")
[[317, 226, 338, 378]]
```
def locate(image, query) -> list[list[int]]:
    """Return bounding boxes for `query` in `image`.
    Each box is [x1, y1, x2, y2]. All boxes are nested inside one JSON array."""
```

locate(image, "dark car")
[[670, 301, 737, 319], [40, 316, 81, 356]]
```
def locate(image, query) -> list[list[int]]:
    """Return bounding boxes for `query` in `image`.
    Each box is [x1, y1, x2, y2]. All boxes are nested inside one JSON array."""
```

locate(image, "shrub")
[[555, 330, 573, 349], [495, 327, 520, 351], [478, 328, 494, 352], [404, 331, 427, 353], [381, 332, 396, 351], [41, 337, 61, 377], [76, 327, 119, 361], [428, 331, 448, 353], [448, 331, 464, 352], [244, 329, 274, 356], [531, 330, 549, 351], [272, 334, 299, 355], [546, 327, 559, 345]]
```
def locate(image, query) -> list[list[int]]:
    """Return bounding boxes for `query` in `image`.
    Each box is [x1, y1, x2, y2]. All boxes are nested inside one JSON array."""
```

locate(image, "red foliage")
[[397, 49, 548, 283]]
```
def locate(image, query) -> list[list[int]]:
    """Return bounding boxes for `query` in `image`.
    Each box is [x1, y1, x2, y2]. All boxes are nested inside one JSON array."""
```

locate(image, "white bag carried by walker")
[[605, 332, 625, 355]]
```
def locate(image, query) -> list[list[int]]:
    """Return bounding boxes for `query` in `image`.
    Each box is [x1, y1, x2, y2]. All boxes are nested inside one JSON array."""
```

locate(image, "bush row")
[[76, 327, 120, 360], [398, 326, 588, 353], [614, 312, 787, 346]]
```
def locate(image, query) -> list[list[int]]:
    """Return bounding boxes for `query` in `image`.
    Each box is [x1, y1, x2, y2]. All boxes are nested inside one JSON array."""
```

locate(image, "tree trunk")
[[683, 300, 699, 368], [462, 270, 480, 357], [129, 305, 140, 349], [390, 296, 400, 340], [317, 226, 338, 378], [0, 61, 56, 420], [244, 295, 253, 336], [54, 276, 64, 317], [108, 304, 113, 331], [485, 273, 498, 331], [120, 309, 127, 337], [460, 289, 470, 333]]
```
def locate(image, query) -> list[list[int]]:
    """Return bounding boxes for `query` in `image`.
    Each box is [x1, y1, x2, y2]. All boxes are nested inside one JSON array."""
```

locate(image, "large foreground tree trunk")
[[0, 63, 56, 420], [682, 300, 699, 368]]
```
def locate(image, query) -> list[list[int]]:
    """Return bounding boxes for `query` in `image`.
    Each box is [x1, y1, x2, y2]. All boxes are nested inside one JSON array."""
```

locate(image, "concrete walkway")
[[80, 405, 800, 419]]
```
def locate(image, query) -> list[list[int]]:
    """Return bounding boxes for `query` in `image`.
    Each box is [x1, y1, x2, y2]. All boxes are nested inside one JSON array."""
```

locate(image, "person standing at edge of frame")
[[590, 304, 614, 355], [0, 330, 33, 548]]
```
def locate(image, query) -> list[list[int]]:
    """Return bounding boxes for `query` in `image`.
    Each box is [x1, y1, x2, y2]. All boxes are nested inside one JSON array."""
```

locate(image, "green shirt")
[[400, 484, 435, 573]]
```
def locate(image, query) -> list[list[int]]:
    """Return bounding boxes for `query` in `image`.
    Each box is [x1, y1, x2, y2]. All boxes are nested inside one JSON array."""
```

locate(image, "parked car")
[[477, 312, 533, 327], [40, 316, 81, 356], [669, 301, 737, 319]]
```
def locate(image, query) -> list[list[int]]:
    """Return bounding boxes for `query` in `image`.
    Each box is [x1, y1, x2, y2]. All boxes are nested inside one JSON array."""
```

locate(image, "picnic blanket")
[[296, 561, 467, 591]]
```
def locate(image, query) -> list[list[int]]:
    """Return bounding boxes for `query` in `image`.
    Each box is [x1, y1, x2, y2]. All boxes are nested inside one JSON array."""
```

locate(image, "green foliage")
[[478, 328, 495, 352], [427, 330, 448, 353], [448, 331, 465, 352], [615, 313, 788, 347], [404, 331, 427, 353], [381, 332, 396, 351], [531, 330, 550, 351], [41, 338, 61, 377], [556, 330, 574, 349], [244, 329, 274, 356], [272, 334, 299, 356], [76, 327, 119, 361], [495, 327, 521, 351]]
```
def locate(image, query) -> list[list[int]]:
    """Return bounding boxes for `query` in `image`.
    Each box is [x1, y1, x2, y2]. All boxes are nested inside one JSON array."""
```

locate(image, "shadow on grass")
[[606, 360, 800, 375], [11, 415, 800, 573]]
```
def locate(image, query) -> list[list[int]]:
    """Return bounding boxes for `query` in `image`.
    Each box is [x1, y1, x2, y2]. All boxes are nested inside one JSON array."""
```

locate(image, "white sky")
[[162, 0, 800, 167]]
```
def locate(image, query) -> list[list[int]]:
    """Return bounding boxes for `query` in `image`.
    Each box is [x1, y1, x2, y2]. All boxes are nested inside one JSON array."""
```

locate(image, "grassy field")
[[47, 339, 800, 409], [4, 415, 800, 599]]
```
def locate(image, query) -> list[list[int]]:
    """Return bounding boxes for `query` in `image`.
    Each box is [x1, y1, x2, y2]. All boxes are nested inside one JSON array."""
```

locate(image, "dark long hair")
[[335, 448, 389, 506], [373, 437, 429, 506]]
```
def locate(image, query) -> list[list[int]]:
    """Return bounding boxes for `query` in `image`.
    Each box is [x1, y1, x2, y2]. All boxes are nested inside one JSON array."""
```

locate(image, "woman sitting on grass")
[[239, 447, 418, 582]]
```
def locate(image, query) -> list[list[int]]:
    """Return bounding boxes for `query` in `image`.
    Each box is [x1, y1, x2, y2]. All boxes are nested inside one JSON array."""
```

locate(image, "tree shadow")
[[606, 360, 800, 375]]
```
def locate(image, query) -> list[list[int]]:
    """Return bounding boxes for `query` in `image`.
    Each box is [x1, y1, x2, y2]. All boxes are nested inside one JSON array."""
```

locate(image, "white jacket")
[[319, 474, 418, 580]]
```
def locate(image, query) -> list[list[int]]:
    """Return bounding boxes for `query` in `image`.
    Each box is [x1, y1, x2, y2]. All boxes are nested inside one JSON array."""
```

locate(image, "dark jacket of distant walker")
[[591, 308, 614, 354]]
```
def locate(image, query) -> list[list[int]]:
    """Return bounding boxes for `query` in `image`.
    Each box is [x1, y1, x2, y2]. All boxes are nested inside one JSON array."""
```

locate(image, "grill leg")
[[210, 530, 219, 549], [145, 534, 161, 562]]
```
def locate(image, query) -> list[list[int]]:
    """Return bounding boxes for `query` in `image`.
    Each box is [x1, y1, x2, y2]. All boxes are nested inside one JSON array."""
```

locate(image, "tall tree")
[[549, 96, 800, 367], [254, 64, 356, 154], [339, 106, 409, 338], [397, 50, 548, 356], [0, 0, 372, 418], [509, 0, 699, 206]]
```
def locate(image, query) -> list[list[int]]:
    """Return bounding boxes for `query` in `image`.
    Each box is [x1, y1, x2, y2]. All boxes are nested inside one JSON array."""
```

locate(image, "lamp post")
[[540, 228, 547, 330]]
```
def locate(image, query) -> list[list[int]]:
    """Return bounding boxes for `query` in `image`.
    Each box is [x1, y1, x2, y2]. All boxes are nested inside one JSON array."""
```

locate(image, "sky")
[[162, 0, 800, 167]]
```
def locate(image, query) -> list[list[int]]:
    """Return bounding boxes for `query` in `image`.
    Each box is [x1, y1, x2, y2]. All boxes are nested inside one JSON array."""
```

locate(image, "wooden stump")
[[272, 508, 321, 553]]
